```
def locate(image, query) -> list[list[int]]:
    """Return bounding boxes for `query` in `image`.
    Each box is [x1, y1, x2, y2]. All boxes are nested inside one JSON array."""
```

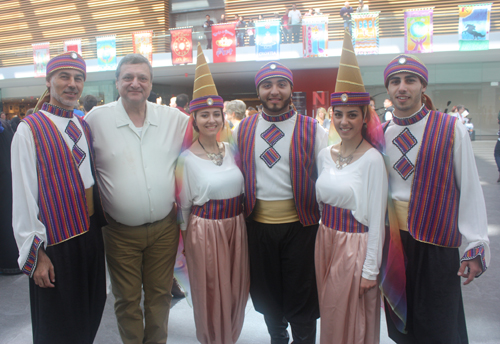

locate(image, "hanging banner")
[[212, 23, 236, 63], [458, 3, 492, 51], [132, 30, 153, 64], [64, 39, 82, 55], [170, 27, 193, 65], [292, 92, 307, 116], [404, 8, 433, 54], [302, 15, 329, 58], [96, 35, 117, 71], [32, 42, 50, 78], [255, 19, 281, 61], [352, 12, 380, 55]]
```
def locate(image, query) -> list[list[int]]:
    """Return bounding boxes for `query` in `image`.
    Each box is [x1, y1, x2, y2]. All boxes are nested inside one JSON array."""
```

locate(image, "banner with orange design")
[[32, 42, 50, 78], [212, 23, 236, 63], [171, 27, 193, 65], [132, 30, 153, 64]]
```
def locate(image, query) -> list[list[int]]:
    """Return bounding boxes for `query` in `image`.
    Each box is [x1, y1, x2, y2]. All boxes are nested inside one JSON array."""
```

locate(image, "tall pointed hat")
[[188, 43, 224, 113], [331, 29, 370, 107]]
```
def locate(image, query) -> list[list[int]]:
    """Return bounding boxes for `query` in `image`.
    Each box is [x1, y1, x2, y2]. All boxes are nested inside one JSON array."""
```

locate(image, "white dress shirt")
[[85, 99, 189, 226]]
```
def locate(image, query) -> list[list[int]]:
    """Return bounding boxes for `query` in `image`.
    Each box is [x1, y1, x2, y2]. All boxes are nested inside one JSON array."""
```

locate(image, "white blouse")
[[316, 147, 388, 280], [177, 142, 244, 231]]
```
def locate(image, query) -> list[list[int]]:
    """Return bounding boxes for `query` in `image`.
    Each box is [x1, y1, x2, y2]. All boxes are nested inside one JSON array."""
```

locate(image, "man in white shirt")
[[85, 54, 189, 344], [12, 52, 106, 344], [288, 4, 302, 43], [382, 54, 489, 344]]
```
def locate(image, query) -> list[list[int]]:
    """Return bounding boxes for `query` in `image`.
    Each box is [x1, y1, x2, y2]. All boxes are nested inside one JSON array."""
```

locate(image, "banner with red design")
[[32, 42, 50, 78], [132, 30, 153, 64], [212, 23, 236, 63], [64, 39, 82, 55], [171, 27, 193, 65]]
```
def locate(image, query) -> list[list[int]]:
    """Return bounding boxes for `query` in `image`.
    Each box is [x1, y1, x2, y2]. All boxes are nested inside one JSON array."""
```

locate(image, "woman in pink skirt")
[[177, 44, 249, 344], [315, 30, 387, 344]]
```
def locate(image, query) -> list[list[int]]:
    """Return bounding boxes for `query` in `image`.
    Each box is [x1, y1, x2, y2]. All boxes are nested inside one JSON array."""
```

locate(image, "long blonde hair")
[[315, 107, 327, 121]]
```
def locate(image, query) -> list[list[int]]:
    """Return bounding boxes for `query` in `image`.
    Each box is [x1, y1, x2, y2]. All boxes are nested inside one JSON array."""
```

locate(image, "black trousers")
[[30, 215, 107, 344], [247, 220, 319, 344], [386, 231, 468, 344], [494, 139, 500, 172]]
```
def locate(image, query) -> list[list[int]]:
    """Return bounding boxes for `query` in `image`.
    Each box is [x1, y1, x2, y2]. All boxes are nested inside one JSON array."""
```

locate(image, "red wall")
[[293, 68, 338, 116]]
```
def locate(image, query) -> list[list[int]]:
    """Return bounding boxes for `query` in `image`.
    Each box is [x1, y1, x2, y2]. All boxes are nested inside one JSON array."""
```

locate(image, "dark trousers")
[[205, 34, 212, 49], [29, 215, 106, 344], [247, 220, 319, 344], [494, 139, 500, 172], [386, 231, 468, 344]]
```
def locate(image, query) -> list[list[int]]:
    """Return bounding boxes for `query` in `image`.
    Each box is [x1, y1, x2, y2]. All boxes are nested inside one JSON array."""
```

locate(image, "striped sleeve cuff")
[[22, 236, 43, 277], [461, 244, 487, 278]]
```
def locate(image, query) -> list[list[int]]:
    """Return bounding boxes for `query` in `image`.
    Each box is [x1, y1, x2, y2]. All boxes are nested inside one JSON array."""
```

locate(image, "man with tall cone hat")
[[11, 51, 107, 344], [85, 54, 189, 344], [314, 28, 387, 344], [176, 43, 250, 344], [382, 53, 490, 342], [234, 61, 328, 343]]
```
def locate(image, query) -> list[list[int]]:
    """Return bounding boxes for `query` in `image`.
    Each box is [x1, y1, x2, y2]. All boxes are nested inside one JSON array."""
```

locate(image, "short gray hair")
[[116, 54, 153, 80], [226, 100, 246, 120]]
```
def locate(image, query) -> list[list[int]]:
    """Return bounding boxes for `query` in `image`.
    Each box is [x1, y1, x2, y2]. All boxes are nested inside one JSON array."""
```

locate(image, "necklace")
[[198, 139, 223, 166], [335, 138, 364, 170]]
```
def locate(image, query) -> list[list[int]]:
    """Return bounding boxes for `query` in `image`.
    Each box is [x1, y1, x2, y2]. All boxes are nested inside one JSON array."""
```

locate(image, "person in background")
[[236, 16, 247, 47], [82, 95, 98, 115], [281, 9, 291, 44], [383, 98, 394, 122], [246, 107, 258, 117], [289, 4, 302, 43], [226, 99, 246, 131], [9, 112, 24, 132], [0, 112, 6, 120], [218, 13, 227, 24], [315, 107, 330, 131], [175, 93, 190, 115], [340, 1, 354, 35], [369, 97, 376, 110], [203, 15, 214, 49], [496, 111, 500, 182], [357, 0, 369, 12]]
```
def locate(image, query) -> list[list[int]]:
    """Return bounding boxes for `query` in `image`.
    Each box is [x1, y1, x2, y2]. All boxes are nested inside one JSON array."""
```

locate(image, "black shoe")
[[171, 278, 185, 299]]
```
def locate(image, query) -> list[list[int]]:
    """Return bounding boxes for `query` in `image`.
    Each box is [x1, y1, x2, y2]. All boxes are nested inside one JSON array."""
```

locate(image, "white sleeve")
[[11, 123, 47, 277], [177, 154, 194, 232], [315, 122, 329, 159], [362, 153, 388, 280], [453, 122, 490, 273]]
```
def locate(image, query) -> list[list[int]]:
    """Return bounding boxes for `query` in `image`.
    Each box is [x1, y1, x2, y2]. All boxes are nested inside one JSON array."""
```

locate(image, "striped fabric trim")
[[260, 124, 285, 146], [321, 204, 368, 233], [331, 91, 370, 107], [255, 61, 293, 88], [384, 54, 428, 87], [461, 245, 487, 277], [392, 106, 429, 126], [41, 102, 73, 119], [261, 109, 294, 123], [23, 112, 90, 246], [22, 236, 43, 277], [46, 52, 86, 80], [392, 128, 417, 155], [408, 111, 461, 247], [191, 195, 243, 220], [189, 95, 224, 113]]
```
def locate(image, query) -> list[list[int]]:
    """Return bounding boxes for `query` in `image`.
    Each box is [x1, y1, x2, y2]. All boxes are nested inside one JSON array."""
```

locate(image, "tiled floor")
[[1, 140, 499, 344]]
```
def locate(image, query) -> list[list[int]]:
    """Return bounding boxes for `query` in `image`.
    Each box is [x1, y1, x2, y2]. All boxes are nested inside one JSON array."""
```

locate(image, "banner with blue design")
[[255, 20, 280, 61], [302, 15, 328, 58], [458, 3, 492, 51], [352, 12, 380, 55], [96, 36, 117, 71]]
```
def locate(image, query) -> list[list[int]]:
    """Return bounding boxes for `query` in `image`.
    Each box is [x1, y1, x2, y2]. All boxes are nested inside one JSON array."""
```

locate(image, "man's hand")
[[33, 249, 55, 288], [458, 256, 482, 286], [359, 277, 377, 298]]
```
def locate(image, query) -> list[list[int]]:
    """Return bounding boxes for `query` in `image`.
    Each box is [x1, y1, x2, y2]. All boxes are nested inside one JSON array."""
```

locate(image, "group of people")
[[2, 27, 490, 344]]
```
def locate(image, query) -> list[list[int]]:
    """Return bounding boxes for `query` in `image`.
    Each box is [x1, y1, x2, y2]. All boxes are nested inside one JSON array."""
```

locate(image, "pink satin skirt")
[[315, 223, 380, 344], [185, 213, 250, 344]]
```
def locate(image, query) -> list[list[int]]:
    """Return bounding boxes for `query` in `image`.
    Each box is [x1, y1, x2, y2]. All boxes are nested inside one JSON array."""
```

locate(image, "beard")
[[51, 90, 79, 108], [260, 94, 292, 115]]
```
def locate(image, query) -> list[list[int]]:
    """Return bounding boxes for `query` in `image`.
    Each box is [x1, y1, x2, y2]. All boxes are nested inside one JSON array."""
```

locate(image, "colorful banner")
[[132, 30, 153, 64], [458, 3, 492, 51], [302, 15, 328, 58], [212, 23, 236, 63], [32, 42, 50, 78], [404, 8, 433, 54], [352, 12, 380, 55], [170, 27, 193, 65], [64, 39, 82, 55], [255, 19, 281, 61], [96, 35, 117, 71]]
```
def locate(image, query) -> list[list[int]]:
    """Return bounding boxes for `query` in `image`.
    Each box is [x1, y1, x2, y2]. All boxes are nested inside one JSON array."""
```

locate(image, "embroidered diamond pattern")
[[260, 124, 285, 147], [392, 128, 417, 155], [65, 121, 86, 167], [260, 147, 281, 168], [394, 155, 414, 180]]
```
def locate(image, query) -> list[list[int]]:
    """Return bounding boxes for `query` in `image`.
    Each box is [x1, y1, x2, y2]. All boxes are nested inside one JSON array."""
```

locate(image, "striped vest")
[[237, 113, 320, 226], [385, 110, 460, 247], [23, 112, 93, 246]]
